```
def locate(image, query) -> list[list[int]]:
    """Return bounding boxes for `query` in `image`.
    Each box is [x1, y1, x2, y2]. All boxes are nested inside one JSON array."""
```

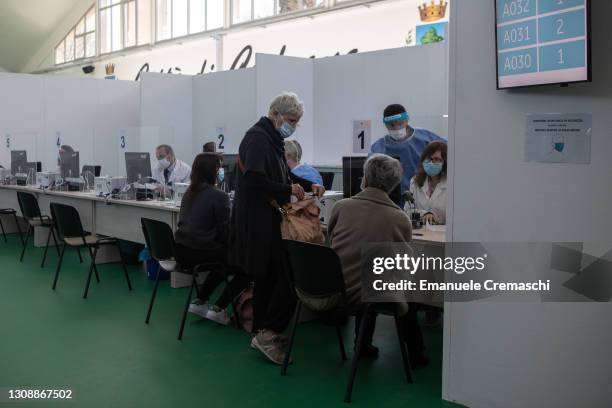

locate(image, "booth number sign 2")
[[216, 127, 226, 150]]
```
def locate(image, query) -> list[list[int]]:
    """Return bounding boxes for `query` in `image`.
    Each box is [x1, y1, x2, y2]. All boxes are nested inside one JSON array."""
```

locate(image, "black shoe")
[[355, 343, 379, 359], [409, 354, 430, 368]]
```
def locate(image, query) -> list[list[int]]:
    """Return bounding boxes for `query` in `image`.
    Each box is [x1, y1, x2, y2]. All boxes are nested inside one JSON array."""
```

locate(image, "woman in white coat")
[[409, 141, 447, 225]]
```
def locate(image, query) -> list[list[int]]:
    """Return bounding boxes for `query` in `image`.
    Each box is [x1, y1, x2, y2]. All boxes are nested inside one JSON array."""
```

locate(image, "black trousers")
[[355, 302, 425, 356], [175, 243, 249, 309], [253, 250, 296, 333]]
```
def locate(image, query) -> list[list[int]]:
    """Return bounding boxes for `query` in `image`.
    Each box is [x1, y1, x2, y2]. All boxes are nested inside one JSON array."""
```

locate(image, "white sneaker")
[[188, 301, 208, 318], [205, 306, 231, 325]]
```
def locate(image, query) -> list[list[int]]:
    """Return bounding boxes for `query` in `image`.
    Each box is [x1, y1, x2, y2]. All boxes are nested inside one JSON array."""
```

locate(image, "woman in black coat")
[[231, 92, 325, 365]]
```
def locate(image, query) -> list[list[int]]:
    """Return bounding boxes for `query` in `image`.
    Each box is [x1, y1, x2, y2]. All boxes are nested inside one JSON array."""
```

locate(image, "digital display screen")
[[496, 0, 590, 89]]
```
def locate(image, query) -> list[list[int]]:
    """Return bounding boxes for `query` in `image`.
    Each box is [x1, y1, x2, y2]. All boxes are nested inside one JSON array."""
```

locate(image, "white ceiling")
[[0, 0, 91, 72]]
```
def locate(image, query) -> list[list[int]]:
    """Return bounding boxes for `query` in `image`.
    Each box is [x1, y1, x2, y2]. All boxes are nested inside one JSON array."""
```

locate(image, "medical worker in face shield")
[[370, 104, 446, 194], [152, 144, 192, 188]]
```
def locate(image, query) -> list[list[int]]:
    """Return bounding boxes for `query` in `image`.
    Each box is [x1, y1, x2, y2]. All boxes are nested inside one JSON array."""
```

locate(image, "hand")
[[422, 213, 435, 225], [291, 184, 305, 200], [311, 184, 325, 198]]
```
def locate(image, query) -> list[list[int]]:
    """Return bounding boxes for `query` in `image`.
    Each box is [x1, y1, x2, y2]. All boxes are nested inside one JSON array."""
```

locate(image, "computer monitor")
[[125, 152, 152, 184], [81, 165, 101, 188], [388, 155, 402, 208], [342, 155, 403, 206], [23, 162, 39, 176], [82, 165, 101, 177], [10, 150, 27, 175], [342, 156, 366, 199], [221, 154, 238, 192], [60, 151, 80, 179]]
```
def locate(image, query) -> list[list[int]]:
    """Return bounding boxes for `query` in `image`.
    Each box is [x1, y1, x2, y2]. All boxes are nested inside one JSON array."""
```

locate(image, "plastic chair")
[[281, 239, 348, 376], [17, 192, 60, 267], [320, 172, 335, 191], [49, 202, 132, 299], [282, 240, 413, 403], [0, 208, 22, 244], [140, 217, 241, 340]]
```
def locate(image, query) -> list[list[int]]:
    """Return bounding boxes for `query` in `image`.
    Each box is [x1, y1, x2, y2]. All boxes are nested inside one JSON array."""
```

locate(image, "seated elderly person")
[[284, 140, 323, 186], [328, 153, 428, 366]]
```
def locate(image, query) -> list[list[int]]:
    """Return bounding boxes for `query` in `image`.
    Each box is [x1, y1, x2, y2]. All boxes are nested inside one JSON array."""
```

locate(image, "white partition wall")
[[0, 74, 45, 169], [0, 73, 140, 175], [255, 54, 315, 163], [192, 68, 256, 155], [140, 73, 193, 164], [444, 2, 612, 408], [94, 80, 141, 176], [313, 43, 449, 166]]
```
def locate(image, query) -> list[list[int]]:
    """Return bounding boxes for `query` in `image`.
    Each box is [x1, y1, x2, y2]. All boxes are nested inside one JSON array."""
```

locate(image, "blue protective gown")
[[370, 127, 446, 194], [291, 163, 323, 186]]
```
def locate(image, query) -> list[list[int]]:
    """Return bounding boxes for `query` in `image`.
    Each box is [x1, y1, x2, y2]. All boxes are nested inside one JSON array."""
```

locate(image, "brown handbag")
[[268, 198, 325, 244], [237, 156, 324, 243]]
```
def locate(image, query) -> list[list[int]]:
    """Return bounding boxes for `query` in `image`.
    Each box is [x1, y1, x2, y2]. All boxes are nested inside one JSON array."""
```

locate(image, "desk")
[[411, 228, 446, 246], [0, 185, 179, 245]]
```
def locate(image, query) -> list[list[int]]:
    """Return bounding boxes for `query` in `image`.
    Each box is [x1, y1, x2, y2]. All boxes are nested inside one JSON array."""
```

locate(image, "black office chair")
[[320, 172, 335, 191], [140, 217, 241, 340], [50, 202, 132, 299], [0, 208, 22, 244], [282, 240, 413, 403], [17, 192, 60, 267]]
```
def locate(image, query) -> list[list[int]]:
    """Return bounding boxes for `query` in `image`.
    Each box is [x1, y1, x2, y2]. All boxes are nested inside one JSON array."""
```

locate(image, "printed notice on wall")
[[524, 113, 592, 164]]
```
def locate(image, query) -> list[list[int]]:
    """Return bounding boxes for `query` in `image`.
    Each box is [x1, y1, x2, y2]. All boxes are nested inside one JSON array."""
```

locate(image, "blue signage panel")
[[496, 0, 589, 88]]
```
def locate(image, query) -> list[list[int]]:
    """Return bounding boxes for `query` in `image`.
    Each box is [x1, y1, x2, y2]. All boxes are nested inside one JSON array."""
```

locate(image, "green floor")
[[0, 233, 461, 408]]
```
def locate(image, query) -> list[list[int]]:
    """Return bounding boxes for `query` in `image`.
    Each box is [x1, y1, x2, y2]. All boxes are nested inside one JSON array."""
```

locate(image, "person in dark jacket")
[[231, 92, 325, 365], [175, 153, 249, 326]]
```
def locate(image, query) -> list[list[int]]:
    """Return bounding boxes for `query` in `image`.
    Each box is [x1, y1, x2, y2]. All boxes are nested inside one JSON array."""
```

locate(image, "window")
[[55, 6, 96, 65], [157, 0, 224, 41], [100, 0, 152, 54], [232, 0, 324, 24]]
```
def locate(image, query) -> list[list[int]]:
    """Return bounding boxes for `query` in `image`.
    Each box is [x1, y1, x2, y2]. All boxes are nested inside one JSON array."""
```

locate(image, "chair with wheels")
[[281, 240, 413, 403], [17, 191, 60, 267], [140, 217, 241, 340], [49, 202, 132, 299]]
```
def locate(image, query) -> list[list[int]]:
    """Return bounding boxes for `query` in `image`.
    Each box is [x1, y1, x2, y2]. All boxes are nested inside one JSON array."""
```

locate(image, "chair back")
[[50, 203, 85, 241], [17, 192, 42, 220], [320, 172, 335, 191], [141, 218, 176, 261], [284, 240, 346, 298]]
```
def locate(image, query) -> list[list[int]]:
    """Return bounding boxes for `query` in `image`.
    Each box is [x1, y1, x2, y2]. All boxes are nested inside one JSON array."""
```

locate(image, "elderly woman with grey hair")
[[284, 140, 323, 185], [328, 153, 428, 366], [232, 92, 325, 365]]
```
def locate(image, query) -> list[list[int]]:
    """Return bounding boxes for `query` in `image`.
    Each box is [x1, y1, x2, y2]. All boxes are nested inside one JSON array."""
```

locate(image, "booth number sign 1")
[[353, 120, 371, 154]]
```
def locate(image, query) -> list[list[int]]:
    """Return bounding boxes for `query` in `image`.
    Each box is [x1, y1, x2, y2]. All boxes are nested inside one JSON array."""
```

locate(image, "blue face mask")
[[423, 161, 443, 177], [279, 121, 296, 139], [217, 167, 225, 184]]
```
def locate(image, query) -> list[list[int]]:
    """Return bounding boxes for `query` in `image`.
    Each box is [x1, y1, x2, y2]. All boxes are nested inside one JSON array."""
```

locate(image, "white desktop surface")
[[0, 185, 179, 244]]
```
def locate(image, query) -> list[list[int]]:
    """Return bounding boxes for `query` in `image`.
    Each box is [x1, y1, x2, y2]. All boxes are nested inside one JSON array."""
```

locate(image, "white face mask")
[[158, 158, 171, 169], [389, 128, 408, 141]]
